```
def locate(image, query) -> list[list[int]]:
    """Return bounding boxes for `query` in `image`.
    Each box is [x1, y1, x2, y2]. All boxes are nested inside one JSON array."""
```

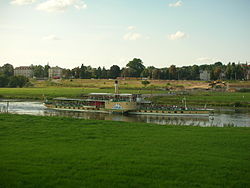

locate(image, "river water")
[[0, 101, 249, 127]]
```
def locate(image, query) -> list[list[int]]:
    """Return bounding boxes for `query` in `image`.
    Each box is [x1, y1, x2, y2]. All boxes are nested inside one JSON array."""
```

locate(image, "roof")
[[53, 97, 105, 102], [88, 93, 133, 97], [14, 66, 32, 70]]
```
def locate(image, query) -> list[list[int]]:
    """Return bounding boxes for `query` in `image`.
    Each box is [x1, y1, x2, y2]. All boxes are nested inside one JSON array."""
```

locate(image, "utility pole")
[[6, 101, 9, 113]]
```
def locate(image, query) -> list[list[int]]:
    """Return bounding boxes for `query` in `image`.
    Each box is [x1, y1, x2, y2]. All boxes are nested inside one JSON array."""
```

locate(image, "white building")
[[247, 70, 250, 80], [14, 66, 33, 78], [200, 70, 211, 81], [49, 66, 63, 79]]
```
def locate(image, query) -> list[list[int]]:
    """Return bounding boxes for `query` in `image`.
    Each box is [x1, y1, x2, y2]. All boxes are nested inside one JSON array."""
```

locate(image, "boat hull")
[[45, 104, 212, 116], [129, 111, 210, 116]]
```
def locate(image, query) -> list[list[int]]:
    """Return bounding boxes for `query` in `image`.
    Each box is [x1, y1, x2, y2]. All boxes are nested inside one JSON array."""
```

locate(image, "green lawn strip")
[[151, 92, 250, 107], [1, 88, 250, 108], [0, 88, 164, 100], [0, 114, 249, 187]]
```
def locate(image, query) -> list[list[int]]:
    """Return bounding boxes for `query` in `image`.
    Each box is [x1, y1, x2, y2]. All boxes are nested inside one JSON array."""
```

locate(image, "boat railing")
[[140, 106, 206, 111]]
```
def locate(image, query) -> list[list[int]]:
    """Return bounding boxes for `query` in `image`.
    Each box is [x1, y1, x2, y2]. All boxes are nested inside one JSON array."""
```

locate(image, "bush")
[[238, 88, 250, 92], [8, 76, 29, 88], [141, 80, 150, 87], [234, 102, 243, 107], [0, 75, 9, 87]]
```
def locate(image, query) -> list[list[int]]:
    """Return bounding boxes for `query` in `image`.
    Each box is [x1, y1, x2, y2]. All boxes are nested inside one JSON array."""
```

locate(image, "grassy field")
[[0, 114, 249, 187], [0, 87, 249, 108], [151, 91, 250, 108], [33, 79, 208, 89], [0, 87, 165, 100], [0, 79, 250, 108]]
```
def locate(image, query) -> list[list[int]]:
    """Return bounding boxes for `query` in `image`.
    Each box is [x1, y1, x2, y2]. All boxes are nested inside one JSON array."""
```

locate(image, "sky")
[[0, 0, 250, 69]]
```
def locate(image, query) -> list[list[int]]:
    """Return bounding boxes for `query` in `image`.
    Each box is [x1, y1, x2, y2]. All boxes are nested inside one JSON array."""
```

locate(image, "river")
[[0, 101, 249, 127]]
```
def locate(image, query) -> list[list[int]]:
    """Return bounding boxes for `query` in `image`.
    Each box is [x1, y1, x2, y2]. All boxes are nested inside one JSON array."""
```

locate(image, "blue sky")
[[1, 0, 250, 68]]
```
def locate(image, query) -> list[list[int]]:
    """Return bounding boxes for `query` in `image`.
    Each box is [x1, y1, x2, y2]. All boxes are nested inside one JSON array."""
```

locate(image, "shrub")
[[141, 80, 150, 87], [238, 88, 250, 92]]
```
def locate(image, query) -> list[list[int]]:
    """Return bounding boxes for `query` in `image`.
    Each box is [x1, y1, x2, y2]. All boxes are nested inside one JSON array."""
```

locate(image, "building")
[[49, 66, 63, 79], [14, 66, 33, 78], [200, 70, 211, 81], [246, 70, 250, 80]]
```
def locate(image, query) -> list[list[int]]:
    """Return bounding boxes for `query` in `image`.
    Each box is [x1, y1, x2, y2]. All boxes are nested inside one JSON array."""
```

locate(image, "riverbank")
[[0, 87, 250, 108], [151, 91, 250, 108], [0, 114, 249, 187]]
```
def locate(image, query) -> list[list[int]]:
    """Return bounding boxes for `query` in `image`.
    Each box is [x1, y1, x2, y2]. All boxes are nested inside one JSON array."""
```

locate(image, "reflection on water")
[[0, 101, 250, 127]]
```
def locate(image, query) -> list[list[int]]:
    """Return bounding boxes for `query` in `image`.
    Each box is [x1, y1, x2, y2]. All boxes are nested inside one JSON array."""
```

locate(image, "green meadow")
[[0, 87, 249, 108], [151, 91, 250, 108], [0, 87, 164, 100], [0, 114, 249, 187], [0, 79, 249, 107]]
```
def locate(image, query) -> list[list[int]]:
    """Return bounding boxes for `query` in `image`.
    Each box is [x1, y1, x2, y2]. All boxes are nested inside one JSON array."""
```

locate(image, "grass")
[[0, 79, 250, 108], [151, 91, 250, 108], [0, 87, 164, 100], [33, 79, 208, 89], [0, 114, 250, 187]]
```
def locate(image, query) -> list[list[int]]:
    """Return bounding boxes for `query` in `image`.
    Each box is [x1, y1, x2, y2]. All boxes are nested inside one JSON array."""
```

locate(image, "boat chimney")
[[114, 80, 119, 94]]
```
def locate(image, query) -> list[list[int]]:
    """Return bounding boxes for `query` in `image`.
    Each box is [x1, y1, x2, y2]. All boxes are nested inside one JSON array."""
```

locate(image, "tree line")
[[60, 59, 250, 81], [0, 58, 249, 88]]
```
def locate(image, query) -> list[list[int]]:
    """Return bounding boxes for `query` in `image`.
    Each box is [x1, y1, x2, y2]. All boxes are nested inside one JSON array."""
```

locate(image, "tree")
[[62, 69, 73, 79], [72, 67, 80, 78], [0, 75, 9, 87], [214, 62, 223, 67], [91, 68, 97, 79], [213, 67, 222, 80], [80, 64, 86, 79], [141, 80, 150, 87], [101, 67, 108, 78], [169, 65, 177, 79], [121, 68, 137, 77], [2, 64, 14, 77], [32, 65, 44, 78], [190, 65, 200, 80], [96, 67, 102, 79], [235, 64, 244, 80], [109, 65, 121, 79], [126, 58, 145, 77], [152, 69, 161, 79], [225, 63, 232, 80], [8, 76, 29, 88], [44, 64, 50, 78]]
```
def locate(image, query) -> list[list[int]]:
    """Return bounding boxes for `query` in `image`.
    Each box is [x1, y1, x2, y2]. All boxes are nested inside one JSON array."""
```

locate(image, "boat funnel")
[[114, 80, 119, 94]]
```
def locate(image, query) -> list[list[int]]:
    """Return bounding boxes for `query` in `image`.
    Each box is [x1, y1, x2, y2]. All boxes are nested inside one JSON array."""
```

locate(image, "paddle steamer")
[[44, 81, 212, 116]]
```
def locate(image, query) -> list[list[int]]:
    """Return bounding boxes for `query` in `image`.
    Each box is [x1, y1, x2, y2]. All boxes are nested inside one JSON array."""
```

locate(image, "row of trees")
[[62, 59, 249, 81], [1, 59, 249, 84]]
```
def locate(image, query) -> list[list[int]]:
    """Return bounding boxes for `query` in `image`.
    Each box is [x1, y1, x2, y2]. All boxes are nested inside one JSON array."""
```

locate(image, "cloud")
[[10, 0, 36, 5], [127, 26, 136, 30], [0, 24, 23, 30], [123, 32, 142, 41], [42, 35, 61, 41], [196, 57, 213, 62], [168, 31, 187, 40], [37, 0, 87, 12], [169, 1, 182, 7]]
